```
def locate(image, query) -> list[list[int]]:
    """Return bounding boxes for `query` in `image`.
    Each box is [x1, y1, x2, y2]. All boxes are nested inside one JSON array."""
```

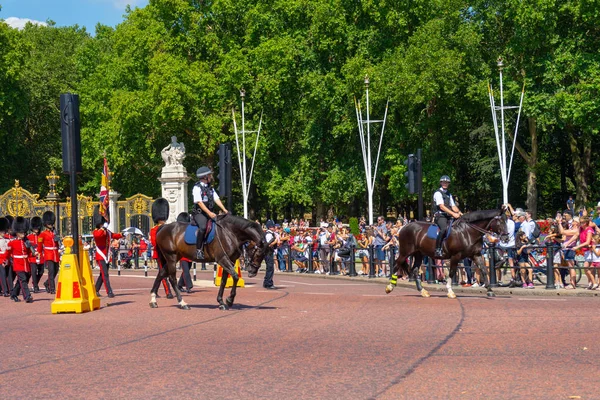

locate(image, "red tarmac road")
[[1, 270, 599, 399]]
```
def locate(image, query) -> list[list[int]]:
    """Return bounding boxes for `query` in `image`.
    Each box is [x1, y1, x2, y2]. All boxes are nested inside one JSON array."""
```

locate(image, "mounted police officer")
[[433, 175, 462, 258], [192, 166, 228, 260]]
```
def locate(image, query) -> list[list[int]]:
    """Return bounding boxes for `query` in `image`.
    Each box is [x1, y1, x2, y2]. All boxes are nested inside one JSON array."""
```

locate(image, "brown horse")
[[385, 209, 508, 298], [151, 214, 268, 310]]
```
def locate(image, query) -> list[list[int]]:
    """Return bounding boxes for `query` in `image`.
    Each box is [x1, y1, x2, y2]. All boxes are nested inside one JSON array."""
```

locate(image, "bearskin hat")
[[5, 215, 14, 226], [30, 216, 43, 231], [93, 205, 107, 228], [42, 210, 56, 226], [0, 218, 9, 232], [152, 198, 169, 223], [176, 212, 190, 223], [12, 216, 28, 234]]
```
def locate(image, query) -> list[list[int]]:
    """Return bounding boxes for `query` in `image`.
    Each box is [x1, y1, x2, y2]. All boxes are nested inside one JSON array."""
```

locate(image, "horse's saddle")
[[426, 221, 453, 240], [184, 219, 216, 245]]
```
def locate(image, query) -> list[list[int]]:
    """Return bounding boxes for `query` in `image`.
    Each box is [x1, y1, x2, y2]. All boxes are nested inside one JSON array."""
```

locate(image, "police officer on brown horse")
[[192, 166, 229, 260], [433, 175, 463, 258]]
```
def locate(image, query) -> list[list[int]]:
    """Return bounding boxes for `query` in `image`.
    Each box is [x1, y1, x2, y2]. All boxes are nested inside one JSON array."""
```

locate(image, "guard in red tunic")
[[38, 211, 60, 294], [0, 217, 12, 296], [176, 212, 194, 293], [92, 206, 122, 298], [150, 198, 172, 298], [8, 216, 36, 303], [28, 216, 45, 293]]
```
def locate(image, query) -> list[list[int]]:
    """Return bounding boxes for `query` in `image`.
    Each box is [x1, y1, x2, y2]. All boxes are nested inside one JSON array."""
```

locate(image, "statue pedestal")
[[109, 191, 120, 233], [159, 165, 190, 223]]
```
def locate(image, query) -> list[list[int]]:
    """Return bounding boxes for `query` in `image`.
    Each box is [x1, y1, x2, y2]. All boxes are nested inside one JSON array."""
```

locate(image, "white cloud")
[[4, 17, 48, 30]]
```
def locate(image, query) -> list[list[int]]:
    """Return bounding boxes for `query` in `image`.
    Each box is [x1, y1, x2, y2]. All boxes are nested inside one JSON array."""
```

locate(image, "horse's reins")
[[458, 215, 504, 238], [211, 215, 260, 271]]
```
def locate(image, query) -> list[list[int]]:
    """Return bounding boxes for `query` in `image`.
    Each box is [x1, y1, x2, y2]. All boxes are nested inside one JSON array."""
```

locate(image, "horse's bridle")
[[462, 215, 507, 240]]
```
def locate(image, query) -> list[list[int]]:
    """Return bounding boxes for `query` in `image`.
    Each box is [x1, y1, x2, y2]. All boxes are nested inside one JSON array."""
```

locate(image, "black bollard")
[[368, 245, 375, 278], [349, 246, 357, 277], [193, 262, 197, 282], [308, 247, 314, 273], [489, 244, 498, 287], [330, 247, 337, 275], [287, 247, 293, 272], [118, 261, 121, 276], [144, 259, 148, 277], [201, 262, 206, 271], [545, 243, 555, 289]]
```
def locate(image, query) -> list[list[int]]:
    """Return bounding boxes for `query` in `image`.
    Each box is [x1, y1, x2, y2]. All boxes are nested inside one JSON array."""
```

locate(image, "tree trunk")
[[569, 127, 591, 207], [525, 118, 538, 218]]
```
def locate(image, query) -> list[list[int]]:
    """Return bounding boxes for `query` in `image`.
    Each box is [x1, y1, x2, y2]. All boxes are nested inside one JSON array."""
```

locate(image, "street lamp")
[[46, 169, 61, 235]]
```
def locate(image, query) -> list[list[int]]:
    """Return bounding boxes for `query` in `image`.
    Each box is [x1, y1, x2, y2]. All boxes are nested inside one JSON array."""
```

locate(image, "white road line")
[[518, 298, 567, 302], [280, 280, 375, 286]]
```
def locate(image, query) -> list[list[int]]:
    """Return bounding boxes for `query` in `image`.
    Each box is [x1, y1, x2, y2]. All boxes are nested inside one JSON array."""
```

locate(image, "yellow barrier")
[[214, 259, 245, 287]]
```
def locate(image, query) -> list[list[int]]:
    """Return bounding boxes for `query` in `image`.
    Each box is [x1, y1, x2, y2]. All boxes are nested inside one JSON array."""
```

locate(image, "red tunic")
[[93, 228, 122, 263], [150, 225, 160, 260], [0, 237, 11, 265], [27, 233, 43, 264], [7, 239, 34, 272], [38, 229, 60, 263]]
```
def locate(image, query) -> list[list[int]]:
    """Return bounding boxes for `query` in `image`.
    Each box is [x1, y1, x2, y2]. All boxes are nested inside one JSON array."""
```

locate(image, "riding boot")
[[196, 234, 204, 260], [435, 235, 444, 258]]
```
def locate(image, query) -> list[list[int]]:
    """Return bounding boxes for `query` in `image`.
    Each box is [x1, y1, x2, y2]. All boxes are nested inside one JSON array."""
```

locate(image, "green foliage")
[[349, 217, 359, 235], [0, 0, 599, 220]]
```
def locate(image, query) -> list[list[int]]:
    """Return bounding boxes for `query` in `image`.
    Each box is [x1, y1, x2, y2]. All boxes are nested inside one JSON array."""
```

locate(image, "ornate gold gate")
[[59, 195, 95, 236], [116, 194, 154, 235], [0, 180, 53, 218]]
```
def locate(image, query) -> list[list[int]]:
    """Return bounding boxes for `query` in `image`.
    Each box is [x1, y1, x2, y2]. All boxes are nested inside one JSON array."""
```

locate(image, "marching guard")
[[38, 211, 60, 294], [28, 216, 45, 293], [92, 206, 122, 298], [7, 217, 37, 303], [149, 198, 173, 298], [0, 218, 12, 296]]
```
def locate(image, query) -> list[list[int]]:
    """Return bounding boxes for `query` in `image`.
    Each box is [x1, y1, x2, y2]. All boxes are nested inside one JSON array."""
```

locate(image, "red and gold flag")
[[99, 158, 110, 222]]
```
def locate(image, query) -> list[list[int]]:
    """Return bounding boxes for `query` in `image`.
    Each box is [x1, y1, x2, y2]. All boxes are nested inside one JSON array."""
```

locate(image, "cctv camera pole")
[[232, 89, 263, 219]]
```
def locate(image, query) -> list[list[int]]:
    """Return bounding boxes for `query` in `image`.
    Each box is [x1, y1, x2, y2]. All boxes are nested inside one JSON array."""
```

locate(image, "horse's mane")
[[460, 209, 501, 223], [218, 214, 263, 235]]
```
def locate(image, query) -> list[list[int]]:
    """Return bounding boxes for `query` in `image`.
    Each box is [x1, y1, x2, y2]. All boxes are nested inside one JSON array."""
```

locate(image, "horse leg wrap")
[[386, 275, 398, 294], [390, 274, 398, 286]]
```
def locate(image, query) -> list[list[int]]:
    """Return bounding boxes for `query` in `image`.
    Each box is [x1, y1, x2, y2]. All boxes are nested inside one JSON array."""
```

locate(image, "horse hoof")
[[385, 284, 394, 294], [181, 304, 191, 310], [225, 298, 234, 307], [219, 304, 229, 311], [149, 302, 158, 308], [421, 289, 430, 298], [447, 292, 457, 299], [487, 291, 496, 297]]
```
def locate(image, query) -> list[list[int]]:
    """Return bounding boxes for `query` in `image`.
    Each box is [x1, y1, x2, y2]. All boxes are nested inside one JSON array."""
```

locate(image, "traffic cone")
[[214, 259, 245, 288], [51, 237, 90, 314], [78, 239, 100, 310]]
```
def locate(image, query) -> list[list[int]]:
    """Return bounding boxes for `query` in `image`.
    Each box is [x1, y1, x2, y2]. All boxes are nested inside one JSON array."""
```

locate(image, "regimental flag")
[[99, 158, 110, 222]]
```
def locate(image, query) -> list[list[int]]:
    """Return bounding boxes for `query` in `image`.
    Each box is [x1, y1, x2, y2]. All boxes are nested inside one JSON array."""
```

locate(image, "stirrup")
[[435, 248, 443, 258], [196, 249, 204, 260]]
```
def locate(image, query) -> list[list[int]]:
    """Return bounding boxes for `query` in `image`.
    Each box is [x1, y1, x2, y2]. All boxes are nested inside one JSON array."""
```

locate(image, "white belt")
[[45, 247, 58, 250], [13, 255, 28, 259]]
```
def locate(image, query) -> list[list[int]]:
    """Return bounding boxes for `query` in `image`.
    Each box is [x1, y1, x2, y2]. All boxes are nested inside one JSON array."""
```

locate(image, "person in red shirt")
[[150, 198, 172, 298], [28, 216, 45, 293], [139, 237, 148, 264], [8, 217, 36, 302], [4, 215, 15, 293], [92, 206, 122, 298], [176, 212, 194, 293], [0, 217, 12, 296], [38, 211, 60, 294]]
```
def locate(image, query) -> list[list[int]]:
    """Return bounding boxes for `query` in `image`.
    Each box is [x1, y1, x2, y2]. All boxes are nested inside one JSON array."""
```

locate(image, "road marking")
[[362, 294, 398, 297], [518, 298, 567, 302], [302, 292, 334, 295], [280, 280, 375, 286]]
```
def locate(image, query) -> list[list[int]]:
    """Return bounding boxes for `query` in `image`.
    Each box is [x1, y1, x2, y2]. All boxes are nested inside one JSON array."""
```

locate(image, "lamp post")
[[46, 169, 61, 235]]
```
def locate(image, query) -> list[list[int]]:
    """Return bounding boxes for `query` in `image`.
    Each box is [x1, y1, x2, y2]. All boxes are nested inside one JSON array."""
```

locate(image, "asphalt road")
[[0, 270, 598, 399]]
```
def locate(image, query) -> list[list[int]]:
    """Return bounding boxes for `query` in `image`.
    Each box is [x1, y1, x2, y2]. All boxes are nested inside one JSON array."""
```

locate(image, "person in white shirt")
[[191, 166, 228, 259], [432, 175, 463, 258]]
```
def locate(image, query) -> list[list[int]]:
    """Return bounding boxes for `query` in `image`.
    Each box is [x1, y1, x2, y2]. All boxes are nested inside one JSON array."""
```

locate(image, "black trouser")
[[263, 251, 275, 288], [177, 260, 193, 290], [95, 259, 113, 295], [192, 211, 209, 250], [111, 248, 118, 269], [435, 215, 449, 251], [44, 260, 58, 292], [0, 263, 13, 294], [12, 271, 31, 299], [30, 262, 44, 289], [133, 249, 139, 269]]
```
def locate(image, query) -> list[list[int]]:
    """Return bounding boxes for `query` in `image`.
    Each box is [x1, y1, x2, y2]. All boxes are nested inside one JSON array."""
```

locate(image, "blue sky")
[[0, 0, 149, 33]]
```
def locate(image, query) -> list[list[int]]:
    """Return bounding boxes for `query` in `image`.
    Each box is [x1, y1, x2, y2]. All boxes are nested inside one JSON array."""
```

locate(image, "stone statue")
[[161, 136, 186, 167]]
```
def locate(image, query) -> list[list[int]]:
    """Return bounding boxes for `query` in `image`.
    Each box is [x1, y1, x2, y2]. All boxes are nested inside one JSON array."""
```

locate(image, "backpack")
[[531, 221, 541, 239]]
